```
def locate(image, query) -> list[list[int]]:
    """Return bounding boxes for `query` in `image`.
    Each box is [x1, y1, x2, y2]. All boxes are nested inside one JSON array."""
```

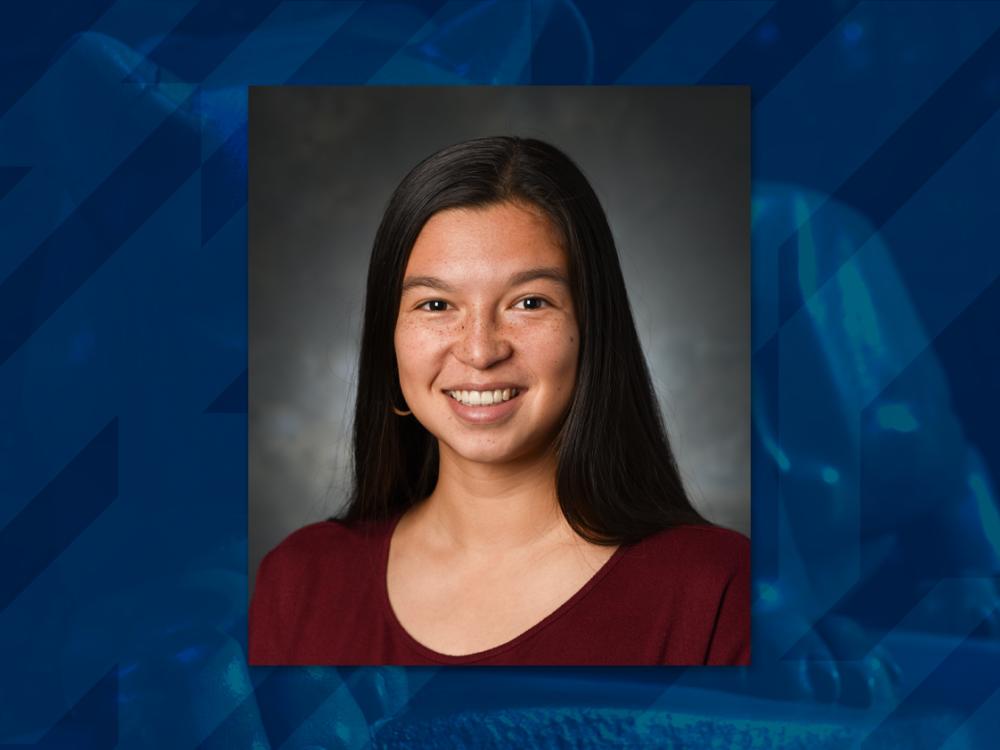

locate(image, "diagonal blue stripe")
[[862, 625, 999, 749], [289, 0, 448, 84], [0, 165, 29, 202], [201, 119, 246, 245], [531, 0, 695, 83], [197, 669, 345, 749], [0, 1, 115, 119], [0, 106, 200, 367], [204, 369, 247, 414], [41, 668, 117, 749], [776, 23, 1000, 326], [370, 0, 532, 84], [0, 420, 117, 613], [752, 1, 1000, 192], [699, 0, 860, 101], [0, 668, 118, 748], [938, 683, 1000, 750], [616, 0, 774, 84], [834, 24, 1000, 232], [145, 0, 283, 81]]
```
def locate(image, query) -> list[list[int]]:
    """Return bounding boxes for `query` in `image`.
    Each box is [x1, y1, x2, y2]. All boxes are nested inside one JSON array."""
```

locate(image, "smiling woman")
[[396, 203, 578, 460], [249, 136, 750, 665]]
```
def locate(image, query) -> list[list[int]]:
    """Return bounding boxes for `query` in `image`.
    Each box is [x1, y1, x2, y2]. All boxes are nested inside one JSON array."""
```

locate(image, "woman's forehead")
[[405, 202, 568, 277]]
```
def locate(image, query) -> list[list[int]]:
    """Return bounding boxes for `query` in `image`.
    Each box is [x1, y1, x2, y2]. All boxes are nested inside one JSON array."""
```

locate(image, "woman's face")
[[394, 201, 580, 467]]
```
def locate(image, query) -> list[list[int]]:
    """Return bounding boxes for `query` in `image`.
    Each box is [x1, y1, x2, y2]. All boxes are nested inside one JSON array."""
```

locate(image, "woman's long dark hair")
[[340, 136, 708, 545]]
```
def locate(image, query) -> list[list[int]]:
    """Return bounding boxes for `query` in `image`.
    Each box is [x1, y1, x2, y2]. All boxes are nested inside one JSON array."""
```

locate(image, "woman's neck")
[[409, 445, 575, 561]]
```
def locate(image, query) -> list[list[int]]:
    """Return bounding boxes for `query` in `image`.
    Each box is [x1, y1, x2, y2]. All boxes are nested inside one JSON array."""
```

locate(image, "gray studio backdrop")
[[249, 86, 749, 593]]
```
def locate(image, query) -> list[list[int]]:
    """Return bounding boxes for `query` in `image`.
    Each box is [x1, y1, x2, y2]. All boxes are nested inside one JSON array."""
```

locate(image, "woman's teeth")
[[447, 388, 519, 407]]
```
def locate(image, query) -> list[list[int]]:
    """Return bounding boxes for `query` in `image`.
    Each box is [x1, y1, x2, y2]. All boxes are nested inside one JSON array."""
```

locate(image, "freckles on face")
[[392, 202, 580, 463]]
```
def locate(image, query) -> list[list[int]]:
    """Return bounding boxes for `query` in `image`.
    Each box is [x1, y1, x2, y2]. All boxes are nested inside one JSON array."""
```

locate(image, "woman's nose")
[[454, 310, 513, 369]]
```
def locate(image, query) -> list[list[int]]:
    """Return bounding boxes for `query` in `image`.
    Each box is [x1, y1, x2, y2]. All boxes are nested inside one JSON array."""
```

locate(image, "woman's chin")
[[439, 432, 562, 469], [451, 445, 522, 466]]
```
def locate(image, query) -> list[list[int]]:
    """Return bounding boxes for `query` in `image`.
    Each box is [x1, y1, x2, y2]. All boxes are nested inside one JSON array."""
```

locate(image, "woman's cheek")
[[528, 318, 578, 366], [396, 320, 449, 372]]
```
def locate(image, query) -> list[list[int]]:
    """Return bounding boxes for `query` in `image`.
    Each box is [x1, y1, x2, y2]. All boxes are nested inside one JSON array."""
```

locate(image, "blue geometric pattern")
[[3, 1, 1000, 747]]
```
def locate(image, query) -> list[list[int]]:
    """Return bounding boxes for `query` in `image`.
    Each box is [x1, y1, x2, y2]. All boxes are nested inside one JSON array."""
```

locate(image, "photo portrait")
[[248, 86, 749, 665]]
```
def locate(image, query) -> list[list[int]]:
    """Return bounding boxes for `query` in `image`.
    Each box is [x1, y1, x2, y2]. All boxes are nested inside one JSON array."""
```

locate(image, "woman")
[[250, 136, 749, 665]]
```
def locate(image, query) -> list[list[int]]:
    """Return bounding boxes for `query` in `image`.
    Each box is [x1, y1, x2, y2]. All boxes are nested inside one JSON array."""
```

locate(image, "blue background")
[[2, 1, 1000, 747]]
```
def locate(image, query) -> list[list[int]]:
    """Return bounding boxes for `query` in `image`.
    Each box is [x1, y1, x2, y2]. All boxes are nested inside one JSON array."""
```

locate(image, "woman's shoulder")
[[260, 516, 395, 574], [623, 523, 749, 583], [250, 516, 397, 664]]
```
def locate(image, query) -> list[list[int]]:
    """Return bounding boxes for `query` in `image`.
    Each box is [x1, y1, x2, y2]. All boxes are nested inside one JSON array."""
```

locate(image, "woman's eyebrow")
[[508, 267, 569, 288], [401, 267, 569, 295], [400, 276, 455, 294]]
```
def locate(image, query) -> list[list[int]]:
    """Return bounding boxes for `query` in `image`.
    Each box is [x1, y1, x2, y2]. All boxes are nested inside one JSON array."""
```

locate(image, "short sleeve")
[[705, 540, 751, 666]]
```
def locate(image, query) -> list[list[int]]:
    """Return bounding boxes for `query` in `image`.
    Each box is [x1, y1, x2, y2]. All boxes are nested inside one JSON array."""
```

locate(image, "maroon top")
[[249, 513, 750, 666]]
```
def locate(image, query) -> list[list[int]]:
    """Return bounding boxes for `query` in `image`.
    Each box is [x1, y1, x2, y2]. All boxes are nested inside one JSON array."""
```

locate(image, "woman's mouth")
[[443, 387, 525, 424], [446, 387, 519, 407]]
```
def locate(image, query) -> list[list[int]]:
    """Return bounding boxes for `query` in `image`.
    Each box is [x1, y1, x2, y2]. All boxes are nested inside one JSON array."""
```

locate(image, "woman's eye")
[[514, 297, 548, 310], [419, 300, 450, 312]]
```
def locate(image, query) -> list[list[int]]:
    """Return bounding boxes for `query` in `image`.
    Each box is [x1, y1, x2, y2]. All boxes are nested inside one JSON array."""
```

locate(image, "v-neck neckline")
[[379, 511, 627, 664]]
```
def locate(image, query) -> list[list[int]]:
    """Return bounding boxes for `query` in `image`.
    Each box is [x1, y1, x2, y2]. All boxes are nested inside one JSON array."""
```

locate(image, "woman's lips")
[[444, 388, 525, 425]]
